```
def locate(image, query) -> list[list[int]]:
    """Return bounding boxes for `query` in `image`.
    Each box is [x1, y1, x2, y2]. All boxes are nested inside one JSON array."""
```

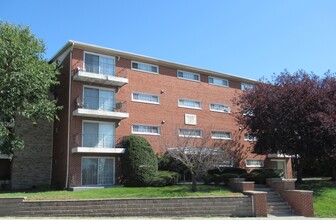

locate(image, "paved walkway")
[[0, 217, 335, 220]]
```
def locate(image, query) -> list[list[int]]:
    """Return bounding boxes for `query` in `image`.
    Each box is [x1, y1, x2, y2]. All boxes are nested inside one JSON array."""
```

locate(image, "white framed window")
[[82, 121, 115, 148], [211, 131, 232, 140], [131, 61, 159, 74], [208, 76, 229, 87], [83, 86, 115, 111], [243, 108, 254, 116], [132, 92, 160, 104], [82, 157, 115, 186], [246, 159, 264, 168], [241, 83, 254, 91], [84, 52, 115, 75], [179, 128, 202, 138], [177, 70, 200, 82], [132, 124, 160, 135], [244, 133, 258, 142], [178, 98, 202, 110], [210, 103, 230, 113]]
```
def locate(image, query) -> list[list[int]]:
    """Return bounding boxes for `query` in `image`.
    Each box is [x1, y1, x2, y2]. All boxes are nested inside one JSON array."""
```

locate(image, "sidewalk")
[[0, 217, 335, 220]]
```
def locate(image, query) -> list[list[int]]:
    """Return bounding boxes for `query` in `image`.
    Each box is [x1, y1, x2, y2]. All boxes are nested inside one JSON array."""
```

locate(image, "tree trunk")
[[331, 160, 336, 181], [294, 156, 303, 184], [191, 173, 197, 192]]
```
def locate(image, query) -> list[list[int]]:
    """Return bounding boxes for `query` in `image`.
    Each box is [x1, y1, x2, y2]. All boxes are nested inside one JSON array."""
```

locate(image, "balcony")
[[72, 133, 125, 154], [73, 67, 128, 87], [73, 96, 129, 120]]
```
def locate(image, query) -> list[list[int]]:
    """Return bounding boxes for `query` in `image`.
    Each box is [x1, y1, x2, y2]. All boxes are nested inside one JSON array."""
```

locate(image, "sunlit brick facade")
[[51, 41, 292, 188]]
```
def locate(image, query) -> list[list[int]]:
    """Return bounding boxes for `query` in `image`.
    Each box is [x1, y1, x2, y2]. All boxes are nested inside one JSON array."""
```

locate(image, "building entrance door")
[[271, 159, 287, 178]]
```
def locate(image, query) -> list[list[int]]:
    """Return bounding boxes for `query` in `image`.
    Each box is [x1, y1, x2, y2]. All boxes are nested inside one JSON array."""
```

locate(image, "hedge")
[[122, 135, 158, 186]]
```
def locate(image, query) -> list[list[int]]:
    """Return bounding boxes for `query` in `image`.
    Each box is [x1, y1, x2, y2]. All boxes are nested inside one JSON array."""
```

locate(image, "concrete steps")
[[254, 184, 295, 217]]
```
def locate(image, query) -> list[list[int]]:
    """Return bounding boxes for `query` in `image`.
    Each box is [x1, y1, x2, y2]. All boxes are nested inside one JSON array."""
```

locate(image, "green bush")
[[244, 169, 280, 184], [208, 167, 247, 176], [157, 153, 191, 181], [203, 171, 240, 185], [150, 171, 180, 187], [202, 174, 213, 185], [212, 173, 240, 185], [158, 154, 188, 172], [122, 136, 158, 186]]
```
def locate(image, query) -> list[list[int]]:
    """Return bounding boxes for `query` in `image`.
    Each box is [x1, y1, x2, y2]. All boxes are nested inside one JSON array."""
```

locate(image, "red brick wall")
[[280, 190, 314, 217], [53, 47, 292, 187], [52, 52, 71, 187], [267, 178, 314, 217], [229, 179, 255, 192], [243, 191, 267, 217]]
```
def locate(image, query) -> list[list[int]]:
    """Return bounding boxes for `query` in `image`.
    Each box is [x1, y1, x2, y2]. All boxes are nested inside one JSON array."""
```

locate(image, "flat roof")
[[50, 40, 257, 83]]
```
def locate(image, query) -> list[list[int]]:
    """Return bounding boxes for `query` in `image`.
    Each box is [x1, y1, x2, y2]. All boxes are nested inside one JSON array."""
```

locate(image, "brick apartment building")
[[47, 40, 292, 188], [0, 117, 53, 189]]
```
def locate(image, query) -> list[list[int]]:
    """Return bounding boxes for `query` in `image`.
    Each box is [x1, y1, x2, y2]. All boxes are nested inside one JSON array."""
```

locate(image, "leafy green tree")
[[122, 136, 158, 186], [0, 21, 60, 155]]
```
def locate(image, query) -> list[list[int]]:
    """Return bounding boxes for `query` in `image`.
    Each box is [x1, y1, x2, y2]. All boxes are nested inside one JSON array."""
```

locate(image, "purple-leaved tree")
[[235, 70, 336, 183]]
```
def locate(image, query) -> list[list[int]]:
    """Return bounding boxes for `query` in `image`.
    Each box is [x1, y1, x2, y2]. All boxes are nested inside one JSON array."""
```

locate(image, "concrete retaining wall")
[[0, 196, 253, 217]]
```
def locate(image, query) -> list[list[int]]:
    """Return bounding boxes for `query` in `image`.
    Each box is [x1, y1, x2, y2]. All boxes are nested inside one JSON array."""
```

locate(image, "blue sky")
[[2, 0, 336, 80]]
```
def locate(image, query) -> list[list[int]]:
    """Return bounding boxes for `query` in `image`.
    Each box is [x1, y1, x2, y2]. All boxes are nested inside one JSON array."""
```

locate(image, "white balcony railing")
[[73, 67, 128, 87], [73, 96, 129, 120], [72, 133, 125, 154]]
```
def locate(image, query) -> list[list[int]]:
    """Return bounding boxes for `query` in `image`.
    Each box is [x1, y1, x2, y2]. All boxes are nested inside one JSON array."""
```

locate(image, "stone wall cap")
[[244, 191, 267, 195], [22, 195, 249, 202], [0, 197, 26, 200], [282, 179, 296, 182], [285, 190, 313, 193]]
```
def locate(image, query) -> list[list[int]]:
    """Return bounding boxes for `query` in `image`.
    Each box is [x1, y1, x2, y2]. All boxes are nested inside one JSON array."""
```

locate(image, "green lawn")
[[0, 184, 240, 201], [297, 180, 336, 218]]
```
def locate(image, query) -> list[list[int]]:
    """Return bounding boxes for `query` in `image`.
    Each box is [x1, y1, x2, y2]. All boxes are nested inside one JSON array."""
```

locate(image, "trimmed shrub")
[[122, 136, 158, 186], [202, 174, 213, 185], [244, 169, 280, 184], [212, 173, 240, 185], [203, 167, 244, 185], [157, 153, 190, 181], [150, 171, 180, 187], [208, 167, 247, 176]]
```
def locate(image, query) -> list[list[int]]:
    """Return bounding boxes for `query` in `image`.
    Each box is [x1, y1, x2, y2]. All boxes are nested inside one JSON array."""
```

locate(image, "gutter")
[[50, 40, 257, 84], [65, 42, 75, 188]]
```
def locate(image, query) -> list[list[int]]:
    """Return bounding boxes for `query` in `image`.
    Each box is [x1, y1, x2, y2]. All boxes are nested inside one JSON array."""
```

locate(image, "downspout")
[[65, 42, 75, 188]]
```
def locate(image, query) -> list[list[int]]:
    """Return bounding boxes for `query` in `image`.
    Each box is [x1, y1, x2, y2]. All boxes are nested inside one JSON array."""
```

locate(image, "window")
[[246, 159, 264, 168], [131, 61, 158, 74], [211, 131, 232, 140], [132, 92, 160, 104], [82, 121, 115, 148], [208, 76, 229, 87], [83, 87, 115, 111], [210, 103, 230, 113], [177, 70, 200, 82], [244, 133, 258, 142], [82, 157, 114, 185], [243, 108, 254, 116], [178, 99, 202, 109], [132, 124, 160, 135], [179, 128, 202, 138], [84, 53, 115, 75], [241, 83, 254, 91]]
